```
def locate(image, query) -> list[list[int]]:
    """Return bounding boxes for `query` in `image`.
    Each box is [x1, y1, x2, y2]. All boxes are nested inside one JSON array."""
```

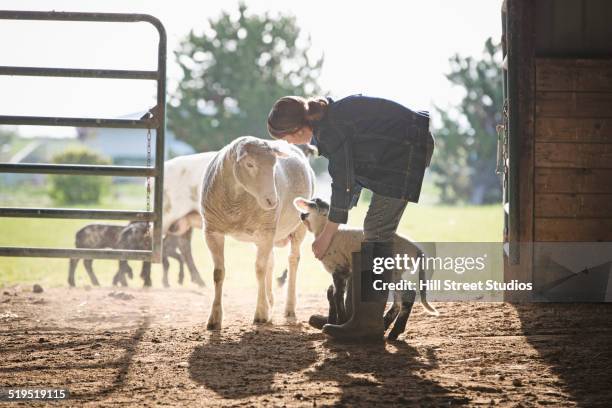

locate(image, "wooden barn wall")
[[536, 0, 612, 57], [534, 59, 612, 241]]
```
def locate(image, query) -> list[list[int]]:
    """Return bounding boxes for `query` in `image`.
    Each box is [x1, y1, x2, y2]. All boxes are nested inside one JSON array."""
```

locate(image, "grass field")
[[0, 199, 502, 293]]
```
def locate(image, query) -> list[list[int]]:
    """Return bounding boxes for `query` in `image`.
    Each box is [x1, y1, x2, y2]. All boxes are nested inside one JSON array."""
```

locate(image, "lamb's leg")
[[285, 223, 306, 318], [162, 256, 170, 288], [383, 302, 401, 330], [388, 290, 416, 341], [140, 261, 152, 287], [120, 260, 133, 280], [383, 289, 402, 330], [178, 228, 205, 287], [112, 269, 122, 286], [177, 253, 185, 285], [345, 277, 353, 319], [83, 259, 100, 286], [254, 240, 273, 324], [113, 261, 130, 287], [166, 251, 184, 285], [68, 258, 79, 287], [308, 284, 333, 329], [205, 231, 225, 330], [332, 273, 348, 324]]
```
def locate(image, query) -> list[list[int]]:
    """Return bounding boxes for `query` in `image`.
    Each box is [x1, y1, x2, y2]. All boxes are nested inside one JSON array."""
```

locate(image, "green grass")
[[0, 181, 147, 209], [0, 202, 502, 293]]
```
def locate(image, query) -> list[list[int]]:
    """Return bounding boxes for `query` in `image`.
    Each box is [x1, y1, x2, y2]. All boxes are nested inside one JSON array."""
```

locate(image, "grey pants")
[[363, 193, 408, 242], [362, 192, 411, 303]]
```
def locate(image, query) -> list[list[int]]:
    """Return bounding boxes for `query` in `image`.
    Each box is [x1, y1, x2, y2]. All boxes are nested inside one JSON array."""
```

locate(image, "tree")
[[49, 148, 110, 204], [430, 38, 503, 205], [169, 3, 323, 152]]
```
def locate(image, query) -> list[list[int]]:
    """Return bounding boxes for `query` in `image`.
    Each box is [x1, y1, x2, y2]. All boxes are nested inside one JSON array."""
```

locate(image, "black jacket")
[[312, 95, 434, 224]]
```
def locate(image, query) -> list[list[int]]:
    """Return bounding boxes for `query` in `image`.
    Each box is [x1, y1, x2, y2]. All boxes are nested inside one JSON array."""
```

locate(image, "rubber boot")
[[322, 244, 387, 342]]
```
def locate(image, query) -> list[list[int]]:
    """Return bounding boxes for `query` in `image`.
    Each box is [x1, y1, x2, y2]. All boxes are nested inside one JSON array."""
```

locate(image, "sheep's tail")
[[418, 251, 439, 316], [276, 268, 288, 287]]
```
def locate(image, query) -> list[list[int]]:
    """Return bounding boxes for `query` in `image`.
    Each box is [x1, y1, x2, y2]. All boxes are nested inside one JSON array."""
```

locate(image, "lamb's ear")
[[272, 147, 290, 158], [303, 144, 318, 157], [269, 140, 291, 158], [293, 197, 313, 213]]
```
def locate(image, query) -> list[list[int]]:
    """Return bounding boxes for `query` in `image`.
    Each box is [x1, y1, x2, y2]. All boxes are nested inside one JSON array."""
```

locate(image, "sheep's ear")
[[293, 197, 313, 213], [235, 139, 253, 162], [236, 146, 248, 162]]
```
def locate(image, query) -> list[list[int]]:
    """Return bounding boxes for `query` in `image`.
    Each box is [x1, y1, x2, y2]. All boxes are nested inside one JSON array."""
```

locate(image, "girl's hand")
[[312, 222, 339, 260]]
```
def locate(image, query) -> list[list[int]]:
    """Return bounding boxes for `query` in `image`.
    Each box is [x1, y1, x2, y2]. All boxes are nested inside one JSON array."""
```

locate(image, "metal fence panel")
[[0, 10, 166, 263]]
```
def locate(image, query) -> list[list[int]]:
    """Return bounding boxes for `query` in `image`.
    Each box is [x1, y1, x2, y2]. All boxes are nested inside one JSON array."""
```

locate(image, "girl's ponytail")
[[268, 95, 329, 139], [304, 97, 329, 123]]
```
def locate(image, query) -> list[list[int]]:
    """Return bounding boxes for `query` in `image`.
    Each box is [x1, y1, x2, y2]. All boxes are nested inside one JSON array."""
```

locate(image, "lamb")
[[68, 221, 191, 288], [293, 197, 438, 340], [200, 136, 315, 329], [114, 221, 210, 288], [68, 223, 124, 287]]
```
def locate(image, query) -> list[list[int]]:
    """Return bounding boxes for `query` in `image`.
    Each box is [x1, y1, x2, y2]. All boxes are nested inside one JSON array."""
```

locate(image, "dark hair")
[[267, 96, 329, 139]]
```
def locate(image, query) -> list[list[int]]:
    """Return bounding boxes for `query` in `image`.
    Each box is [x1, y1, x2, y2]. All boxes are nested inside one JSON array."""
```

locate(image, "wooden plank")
[[536, 59, 612, 92], [535, 193, 612, 217], [504, 0, 535, 302], [535, 117, 612, 143], [535, 142, 612, 168], [535, 168, 612, 193], [536, 91, 612, 117], [535, 218, 612, 241]]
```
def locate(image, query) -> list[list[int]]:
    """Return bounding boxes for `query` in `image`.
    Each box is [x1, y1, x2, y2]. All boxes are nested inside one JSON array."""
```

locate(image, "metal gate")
[[0, 11, 166, 263]]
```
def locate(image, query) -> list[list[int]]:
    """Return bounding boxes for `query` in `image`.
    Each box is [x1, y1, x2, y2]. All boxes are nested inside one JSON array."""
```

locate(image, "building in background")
[[3, 112, 195, 185], [77, 112, 195, 166]]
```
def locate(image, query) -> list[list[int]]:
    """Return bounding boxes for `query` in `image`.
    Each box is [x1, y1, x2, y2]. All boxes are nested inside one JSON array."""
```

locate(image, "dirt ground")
[[1, 286, 611, 407]]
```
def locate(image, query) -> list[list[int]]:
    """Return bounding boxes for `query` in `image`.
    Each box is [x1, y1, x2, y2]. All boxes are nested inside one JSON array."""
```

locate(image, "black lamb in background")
[[68, 222, 190, 288]]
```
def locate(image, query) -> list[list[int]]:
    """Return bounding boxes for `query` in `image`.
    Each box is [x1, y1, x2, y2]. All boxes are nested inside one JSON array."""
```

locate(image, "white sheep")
[[200, 136, 315, 329]]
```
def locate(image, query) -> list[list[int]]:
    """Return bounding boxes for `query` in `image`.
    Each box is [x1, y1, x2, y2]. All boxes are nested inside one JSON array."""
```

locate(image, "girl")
[[267, 95, 434, 341]]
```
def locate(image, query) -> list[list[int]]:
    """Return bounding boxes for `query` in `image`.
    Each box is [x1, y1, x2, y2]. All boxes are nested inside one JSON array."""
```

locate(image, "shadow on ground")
[[0, 315, 151, 402], [307, 339, 463, 406], [515, 303, 612, 408], [189, 324, 461, 406], [189, 325, 319, 398]]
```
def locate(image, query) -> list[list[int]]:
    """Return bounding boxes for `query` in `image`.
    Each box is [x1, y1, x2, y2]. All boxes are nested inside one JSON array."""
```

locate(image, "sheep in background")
[[161, 152, 215, 288], [69, 224, 126, 287], [114, 222, 198, 288], [68, 221, 194, 288]]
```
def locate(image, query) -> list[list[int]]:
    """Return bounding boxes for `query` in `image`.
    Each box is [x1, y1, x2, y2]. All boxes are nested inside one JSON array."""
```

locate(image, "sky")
[[0, 0, 503, 138]]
